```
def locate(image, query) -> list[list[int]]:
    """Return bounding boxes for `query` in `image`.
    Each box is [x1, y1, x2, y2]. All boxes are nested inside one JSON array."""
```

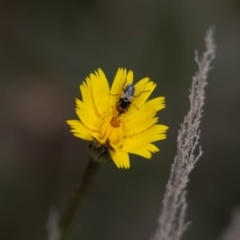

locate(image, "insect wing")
[[124, 84, 135, 100]]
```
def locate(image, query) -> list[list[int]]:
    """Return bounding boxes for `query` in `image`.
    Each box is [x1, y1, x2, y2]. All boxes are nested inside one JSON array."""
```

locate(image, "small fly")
[[112, 80, 149, 116], [116, 84, 135, 115]]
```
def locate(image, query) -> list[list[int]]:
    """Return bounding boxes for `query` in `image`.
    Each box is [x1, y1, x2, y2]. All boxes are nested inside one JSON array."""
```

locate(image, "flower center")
[[110, 116, 121, 128], [98, 115, 124, 145]]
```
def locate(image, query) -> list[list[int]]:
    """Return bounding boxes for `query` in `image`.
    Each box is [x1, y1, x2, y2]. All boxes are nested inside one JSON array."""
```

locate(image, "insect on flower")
[[116, 83, 135, 115], [115, 81, 150, 116], [66, 68, 168, 169]]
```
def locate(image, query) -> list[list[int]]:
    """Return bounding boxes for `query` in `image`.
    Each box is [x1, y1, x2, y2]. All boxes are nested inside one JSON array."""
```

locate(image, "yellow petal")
[[126, 98, 158, 121], [129, 124, 169, 142], [109, 68, 128, 106], [126, 70, 133, 86], [109, 148, 130, 169], [88, 69, 110, 116], [128, 97, 165, 117], [124, 96, 166, 134], [80, 77, 100, 118], [143, 97, 166, 112], [129, 79, 156, 113], [122, 140, 159, 159], [66, 120, 93, 141], [134, 77, 150, 89], [125, 108, 158, 134], [75, 99, 99, 130], [95, 69, 110, 112], [110, 68, 126, 94]]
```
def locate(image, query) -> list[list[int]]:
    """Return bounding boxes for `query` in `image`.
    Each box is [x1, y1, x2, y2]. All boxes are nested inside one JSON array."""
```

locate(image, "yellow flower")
[[66, 68, 168, 169]]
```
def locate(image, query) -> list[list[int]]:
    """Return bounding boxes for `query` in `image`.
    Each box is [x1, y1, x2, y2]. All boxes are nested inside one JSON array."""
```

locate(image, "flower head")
[[66, 68, 168, 169]]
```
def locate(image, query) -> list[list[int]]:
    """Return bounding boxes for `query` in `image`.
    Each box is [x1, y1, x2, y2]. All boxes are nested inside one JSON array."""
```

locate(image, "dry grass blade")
[[150, 27, 216, 240], [46, 208, 60, 240]]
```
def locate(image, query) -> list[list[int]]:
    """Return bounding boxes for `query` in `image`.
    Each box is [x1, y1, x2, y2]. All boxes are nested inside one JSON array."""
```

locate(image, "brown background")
[[0, 0, 240, 239]]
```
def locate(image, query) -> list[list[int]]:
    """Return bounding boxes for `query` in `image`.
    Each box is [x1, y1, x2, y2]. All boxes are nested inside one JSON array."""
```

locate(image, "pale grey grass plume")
[[150, 27, 216, 240], [46, 208, 60, 240], [219, 207, 240, 240]]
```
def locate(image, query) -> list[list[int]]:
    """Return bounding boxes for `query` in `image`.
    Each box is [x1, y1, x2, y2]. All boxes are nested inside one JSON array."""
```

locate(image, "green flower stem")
[[60, 158, 100, 240]]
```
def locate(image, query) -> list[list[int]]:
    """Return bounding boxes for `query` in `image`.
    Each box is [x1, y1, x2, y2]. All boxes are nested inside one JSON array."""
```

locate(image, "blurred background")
[[0, 0, 240, 240]]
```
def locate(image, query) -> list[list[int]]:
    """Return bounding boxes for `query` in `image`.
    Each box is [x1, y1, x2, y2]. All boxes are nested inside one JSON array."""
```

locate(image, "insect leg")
[[134, 90, 150, 98], [133, 103, 139, 110]]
